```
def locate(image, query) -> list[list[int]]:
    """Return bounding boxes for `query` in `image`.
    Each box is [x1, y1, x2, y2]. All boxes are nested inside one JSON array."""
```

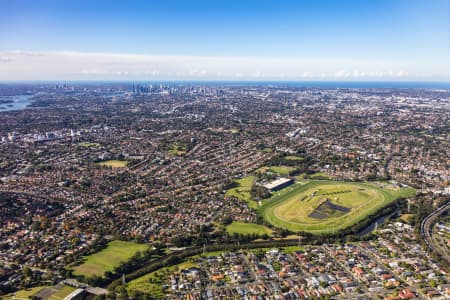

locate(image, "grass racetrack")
[[260, 180, 415, 234], [72, 240, 149, 278]]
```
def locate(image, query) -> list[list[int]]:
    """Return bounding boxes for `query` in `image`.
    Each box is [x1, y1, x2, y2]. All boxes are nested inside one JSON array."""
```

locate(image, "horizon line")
[[1, 79, 450, 83]]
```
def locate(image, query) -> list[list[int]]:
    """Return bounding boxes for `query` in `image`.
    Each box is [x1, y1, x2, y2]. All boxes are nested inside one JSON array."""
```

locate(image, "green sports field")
[[47, 286, 77, 300], [260, 180, 415, 234], [6, 285, 76, 300], [226, 221, 273, 235], [78, 142, 100, 148], [97, 159, 129, 168], [284, 155, 304, 161], [257, 166, 296, 175], [225, 176, 258, 209], [4, 286, 51, 300], [168, 142, 187, 156], [71, 240, 149, 278]]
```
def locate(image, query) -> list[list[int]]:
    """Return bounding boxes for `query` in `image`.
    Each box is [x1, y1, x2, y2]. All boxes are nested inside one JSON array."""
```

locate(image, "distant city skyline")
[[0, 0, 449, 81]]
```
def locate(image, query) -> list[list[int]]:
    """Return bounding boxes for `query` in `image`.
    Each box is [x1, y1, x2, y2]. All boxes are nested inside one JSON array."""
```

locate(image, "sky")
[[0, 0, 449, 81]]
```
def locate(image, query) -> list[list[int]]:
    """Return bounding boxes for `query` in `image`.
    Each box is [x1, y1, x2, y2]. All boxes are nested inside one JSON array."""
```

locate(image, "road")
[[420, 201, 450, 262]]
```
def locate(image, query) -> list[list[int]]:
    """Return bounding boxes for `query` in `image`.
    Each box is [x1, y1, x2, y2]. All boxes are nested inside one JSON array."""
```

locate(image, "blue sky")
[[0, 0, 448, 81]]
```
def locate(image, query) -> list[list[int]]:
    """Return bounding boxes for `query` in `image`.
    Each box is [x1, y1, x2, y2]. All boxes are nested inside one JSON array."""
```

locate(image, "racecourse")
[[260, 180, 415, 234]]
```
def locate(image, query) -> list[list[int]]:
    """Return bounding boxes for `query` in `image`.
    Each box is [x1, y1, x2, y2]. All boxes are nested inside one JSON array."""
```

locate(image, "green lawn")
[[78, 142, 100, 148], [168, 143, 187, 156], [284, 156, 304, 161], [399, 214, 414, 223], [257, 166, 296, 175], [8, 285, 76, 300], [245, 246, 304, 254], [71, 240, 149, 278], [258, 147, 273, 153], [5, 286, 51, 300], [278, 245, 305, 254], [309, 172, 332, 179], [97, 160, 129, 168], [127, 261, 197, 299], [225, 176, 258, 209], [47, 286, 77, 300], [270, 166, 296, 175], [226, 221, 273, 236], [260, 180, 415, 234]]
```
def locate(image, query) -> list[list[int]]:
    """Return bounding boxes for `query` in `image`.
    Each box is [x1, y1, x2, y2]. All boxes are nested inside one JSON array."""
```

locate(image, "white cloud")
[[251, 71, 261, 78], [0, 57, 12, 63], [0, 50, 448, 81], [80, 69, 105, 75], [396, 70, 409, 77]]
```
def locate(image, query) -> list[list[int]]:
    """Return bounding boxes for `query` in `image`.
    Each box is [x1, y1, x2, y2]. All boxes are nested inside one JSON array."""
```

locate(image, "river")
[[356, 213, 394, 236], [0, 95, 34, 112]]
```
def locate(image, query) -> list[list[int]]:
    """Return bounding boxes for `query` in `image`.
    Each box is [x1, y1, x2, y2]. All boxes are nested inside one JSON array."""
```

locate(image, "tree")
[[23, 266, 32, 278], [31, 221, 40, 231], [220, 215, 233, 225], [114, 286, 128, 300], [429, 279, 437, 288]]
